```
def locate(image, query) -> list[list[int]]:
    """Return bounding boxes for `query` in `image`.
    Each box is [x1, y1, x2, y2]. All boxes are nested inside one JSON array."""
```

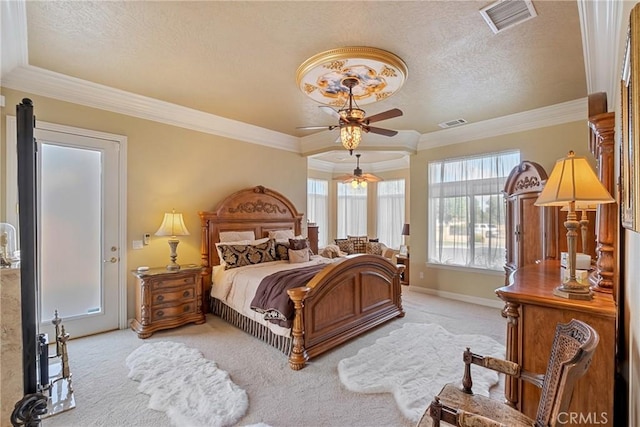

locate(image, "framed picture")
[[399, 245, 408, 256], [622, 7, 640, 231]]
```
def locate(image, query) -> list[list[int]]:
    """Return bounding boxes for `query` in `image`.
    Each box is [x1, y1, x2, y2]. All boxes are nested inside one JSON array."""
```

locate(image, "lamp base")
[[166, 263, 180, 271], [553, 280, 593, 300]]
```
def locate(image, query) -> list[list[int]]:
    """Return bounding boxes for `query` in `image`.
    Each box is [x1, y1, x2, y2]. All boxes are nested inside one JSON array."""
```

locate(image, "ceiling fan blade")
[[319, 105, 340, 119], [334, 174, 354, 181], [296, 125, 338, 131], [365, 108, 403, 124], [361, 173, 383, 182], [366, 126, 398, 137]]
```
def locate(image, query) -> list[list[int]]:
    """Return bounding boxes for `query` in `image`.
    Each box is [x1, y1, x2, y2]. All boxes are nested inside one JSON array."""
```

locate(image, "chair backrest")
[[535, 319, 599, 426]]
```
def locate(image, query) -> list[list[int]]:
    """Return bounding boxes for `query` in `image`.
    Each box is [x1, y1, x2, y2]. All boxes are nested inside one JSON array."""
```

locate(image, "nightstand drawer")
[[151, 287, 195, 305], [151, 302, 195, 322], [151, 275, 196, 290]]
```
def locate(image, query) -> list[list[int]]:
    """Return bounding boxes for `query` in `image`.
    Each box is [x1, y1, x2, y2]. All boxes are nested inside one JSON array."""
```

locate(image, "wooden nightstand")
[[396, 254, 409, 286], [130, 266, 205, 338]]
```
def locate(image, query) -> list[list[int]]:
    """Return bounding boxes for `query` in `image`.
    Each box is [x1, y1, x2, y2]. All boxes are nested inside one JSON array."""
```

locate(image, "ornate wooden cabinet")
[[503, 161, 557, 281], [496, 261, 616, 426]]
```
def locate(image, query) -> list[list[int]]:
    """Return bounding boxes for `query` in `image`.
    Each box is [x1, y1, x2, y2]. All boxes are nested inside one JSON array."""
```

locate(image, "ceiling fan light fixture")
[[341, 125, 362, 155], [351, 178, 367, 189]]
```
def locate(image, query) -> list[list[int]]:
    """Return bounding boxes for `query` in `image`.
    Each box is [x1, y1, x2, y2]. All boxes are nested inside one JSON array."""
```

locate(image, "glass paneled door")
[[36, 128, 121, 338]]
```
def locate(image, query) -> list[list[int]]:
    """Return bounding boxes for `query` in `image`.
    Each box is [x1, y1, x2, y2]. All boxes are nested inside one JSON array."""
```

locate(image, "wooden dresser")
[[131, 266, 206, 338], [496, 261, 616, 426]]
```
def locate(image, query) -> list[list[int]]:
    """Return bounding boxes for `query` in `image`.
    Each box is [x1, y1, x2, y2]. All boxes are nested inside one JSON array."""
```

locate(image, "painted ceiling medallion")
[[296, 47, 408, 106]]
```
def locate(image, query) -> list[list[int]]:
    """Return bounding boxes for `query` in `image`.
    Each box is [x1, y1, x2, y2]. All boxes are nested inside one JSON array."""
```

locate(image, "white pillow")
[[288, 248, 310, 264], [268, 229, 295, 242], [215, 237, 269, 265], [219, 230, 255, 243]]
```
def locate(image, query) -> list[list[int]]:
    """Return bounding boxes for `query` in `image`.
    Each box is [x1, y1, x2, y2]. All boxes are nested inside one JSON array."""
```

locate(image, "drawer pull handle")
[[183, 305, 190, 312], [183, 290, 190, 298], [156, 310, 164, 318], [157, 295, 164, 302]]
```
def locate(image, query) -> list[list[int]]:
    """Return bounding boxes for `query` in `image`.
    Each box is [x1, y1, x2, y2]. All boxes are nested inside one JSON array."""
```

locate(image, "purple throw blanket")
[[250, 263, 327, 327]]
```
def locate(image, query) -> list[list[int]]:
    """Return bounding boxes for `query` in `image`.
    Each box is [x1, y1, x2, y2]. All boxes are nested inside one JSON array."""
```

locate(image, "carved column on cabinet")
[[502, 301, 520, 409], [587, 112, 617, 295]]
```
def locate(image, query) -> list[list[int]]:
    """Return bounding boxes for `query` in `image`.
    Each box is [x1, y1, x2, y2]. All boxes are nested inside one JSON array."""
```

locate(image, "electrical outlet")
[[143, 233, 150, 245], [132, 240, 143, 250], [419, 272, 424, 279]]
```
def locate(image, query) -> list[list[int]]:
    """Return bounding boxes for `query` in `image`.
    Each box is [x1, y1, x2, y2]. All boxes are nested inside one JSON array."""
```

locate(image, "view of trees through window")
[[428, 150, 520, 270]]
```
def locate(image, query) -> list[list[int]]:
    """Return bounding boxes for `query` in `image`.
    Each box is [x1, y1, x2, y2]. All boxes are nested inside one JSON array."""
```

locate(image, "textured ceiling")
[[23, 1, 586, 166]]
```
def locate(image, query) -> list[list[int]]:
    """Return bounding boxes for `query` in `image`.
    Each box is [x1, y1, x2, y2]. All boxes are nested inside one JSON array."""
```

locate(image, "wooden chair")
[[417, 319, 599, 427]]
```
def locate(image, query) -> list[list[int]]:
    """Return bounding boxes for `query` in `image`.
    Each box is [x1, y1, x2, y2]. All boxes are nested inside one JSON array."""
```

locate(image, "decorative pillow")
[[336, 239, 355, 255], [275, 242, 290, 260], [268, 229, 295, 242], [366, 241, 383, 255], [218, 239, 276, 269], [288, 238, 310, 250], [288, 248, 310, 264], [219, 230, 255, 242], [347, 235, 368, 253], [216, 237, 268, 266]]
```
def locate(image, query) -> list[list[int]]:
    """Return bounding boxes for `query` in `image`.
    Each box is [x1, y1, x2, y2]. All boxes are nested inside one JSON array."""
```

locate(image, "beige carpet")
[[41, 289, 505, 427]]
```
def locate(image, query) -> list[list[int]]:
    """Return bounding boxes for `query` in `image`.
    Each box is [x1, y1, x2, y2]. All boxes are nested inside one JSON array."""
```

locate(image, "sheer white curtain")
[[376, 179, 405, 249], [307, 178, 328, 247], [428, 150, 520, 270], [337, 182, 367, 237]]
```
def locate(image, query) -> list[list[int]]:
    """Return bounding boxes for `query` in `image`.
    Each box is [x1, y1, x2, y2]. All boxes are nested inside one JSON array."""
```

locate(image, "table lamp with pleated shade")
[[535, 151, 614, 300]]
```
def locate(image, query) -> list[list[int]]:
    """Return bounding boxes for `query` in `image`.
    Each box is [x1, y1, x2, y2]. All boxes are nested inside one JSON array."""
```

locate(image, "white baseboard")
[[408, 286, 505, 309]]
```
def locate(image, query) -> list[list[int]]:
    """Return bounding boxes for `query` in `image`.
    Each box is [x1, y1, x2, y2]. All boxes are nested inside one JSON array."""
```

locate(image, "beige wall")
[[308, 167, 410, 245], [409, 120, 590, 302], [1, 87, 309, 321]]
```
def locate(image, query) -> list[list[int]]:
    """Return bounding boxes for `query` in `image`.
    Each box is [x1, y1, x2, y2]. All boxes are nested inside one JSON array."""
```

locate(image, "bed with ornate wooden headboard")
[[199, 185, 404, 370]]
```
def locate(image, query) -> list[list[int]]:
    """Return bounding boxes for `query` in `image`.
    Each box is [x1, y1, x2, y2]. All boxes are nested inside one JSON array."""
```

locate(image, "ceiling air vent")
[[438, 118, 467, 129], [480, 0, 537, 34]]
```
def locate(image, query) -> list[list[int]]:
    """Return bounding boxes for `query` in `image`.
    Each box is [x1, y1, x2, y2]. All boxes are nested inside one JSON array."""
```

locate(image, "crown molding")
[[308, 155, 409, 173], [577, 0, 624, 111], [418, 97, 588, 150], [1, 65, 300, 152], [0, 0, 28, 81]]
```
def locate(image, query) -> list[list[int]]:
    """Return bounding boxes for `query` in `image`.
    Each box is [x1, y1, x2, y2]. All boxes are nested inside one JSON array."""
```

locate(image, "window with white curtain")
[[428, 150, 520, 271], [337, 182, 367, 237], [376, 179, 405, 249], [307, 178, 328, 247]]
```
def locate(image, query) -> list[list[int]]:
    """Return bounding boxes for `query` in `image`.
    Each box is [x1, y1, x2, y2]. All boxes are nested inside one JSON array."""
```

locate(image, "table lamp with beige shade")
[[155, 209, 190, 270], [535, 151, 614, 300]]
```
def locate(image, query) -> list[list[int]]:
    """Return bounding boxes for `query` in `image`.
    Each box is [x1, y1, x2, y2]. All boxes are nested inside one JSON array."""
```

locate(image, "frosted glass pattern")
[[40, 144, 102, 321]]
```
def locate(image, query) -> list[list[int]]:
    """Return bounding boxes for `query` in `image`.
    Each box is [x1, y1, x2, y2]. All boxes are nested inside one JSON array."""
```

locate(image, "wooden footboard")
[[287, 254, 404, 370]]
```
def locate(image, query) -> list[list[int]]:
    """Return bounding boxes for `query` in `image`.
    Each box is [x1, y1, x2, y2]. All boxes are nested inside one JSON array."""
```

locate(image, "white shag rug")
[[338, 323, 505, 422], [126, 341, 248, 427]]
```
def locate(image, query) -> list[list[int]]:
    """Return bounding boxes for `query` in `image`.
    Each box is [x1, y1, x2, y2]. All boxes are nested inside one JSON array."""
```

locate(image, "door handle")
[[103, 257, 118, 263]]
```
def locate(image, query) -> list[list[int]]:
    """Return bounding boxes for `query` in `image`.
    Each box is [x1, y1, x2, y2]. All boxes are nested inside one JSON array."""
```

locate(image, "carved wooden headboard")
[[198, 185, 303, 268]]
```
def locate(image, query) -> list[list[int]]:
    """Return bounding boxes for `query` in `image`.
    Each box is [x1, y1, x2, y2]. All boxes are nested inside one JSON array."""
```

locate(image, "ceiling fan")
[[334, 154, 383, 188], [298, 77, 403, 155]]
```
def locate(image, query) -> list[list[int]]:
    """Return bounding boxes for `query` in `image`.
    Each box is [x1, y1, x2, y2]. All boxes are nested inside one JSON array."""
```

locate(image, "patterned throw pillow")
[[288, 248, 310, 263], [275, 242, 290, 260], [366, 242, 383, 255], [348, 235, 368, 253], [218, 239, 276, 269], [336, 239, 355, 254]]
